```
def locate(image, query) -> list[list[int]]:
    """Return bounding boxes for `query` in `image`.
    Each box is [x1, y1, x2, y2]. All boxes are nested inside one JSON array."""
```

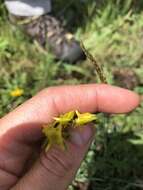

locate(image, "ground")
[[0, 0, 143, 190]]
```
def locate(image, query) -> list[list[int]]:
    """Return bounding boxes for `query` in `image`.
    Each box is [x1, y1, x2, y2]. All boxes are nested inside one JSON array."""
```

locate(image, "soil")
[[113, 68, 139, 90]]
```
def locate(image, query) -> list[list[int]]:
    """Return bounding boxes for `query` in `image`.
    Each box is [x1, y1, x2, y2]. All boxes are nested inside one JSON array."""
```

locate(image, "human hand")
[[0, 84, 140, 190]]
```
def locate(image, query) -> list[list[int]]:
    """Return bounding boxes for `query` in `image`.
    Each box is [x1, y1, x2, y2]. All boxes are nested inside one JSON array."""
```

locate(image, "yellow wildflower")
[[42, 110, 97, 151], [75, 111, 97, 126], [54, 111, 75, 126], [43, 123, 65, 151], [10, 88, 24, 97]]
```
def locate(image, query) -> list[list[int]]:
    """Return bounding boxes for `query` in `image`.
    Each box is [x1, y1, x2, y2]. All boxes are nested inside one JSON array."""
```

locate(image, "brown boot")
[[9, 14, 85, 63]]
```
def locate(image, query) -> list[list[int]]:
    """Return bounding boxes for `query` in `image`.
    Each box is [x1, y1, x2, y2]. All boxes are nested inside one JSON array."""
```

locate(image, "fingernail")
[[70, 125, 94, 146]]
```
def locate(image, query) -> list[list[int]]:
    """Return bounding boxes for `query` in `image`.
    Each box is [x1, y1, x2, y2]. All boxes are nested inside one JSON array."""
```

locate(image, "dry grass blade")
[[80, 41, 107, 84]]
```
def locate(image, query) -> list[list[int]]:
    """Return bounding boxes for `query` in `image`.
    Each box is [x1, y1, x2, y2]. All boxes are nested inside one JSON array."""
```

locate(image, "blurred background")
[[0, 0, 143, 189]]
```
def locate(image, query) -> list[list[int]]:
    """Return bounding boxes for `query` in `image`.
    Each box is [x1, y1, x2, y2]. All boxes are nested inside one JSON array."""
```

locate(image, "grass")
[[0, 0, 143, 189]]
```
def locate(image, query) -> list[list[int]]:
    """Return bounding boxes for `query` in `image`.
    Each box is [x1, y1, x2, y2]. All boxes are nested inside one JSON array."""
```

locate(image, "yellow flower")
[[10, 88, 24, 97], [75, 110, 97, 126], [42, 110, 98, 151], [54, 111, 75, 126], [43, 123, 65, 151]]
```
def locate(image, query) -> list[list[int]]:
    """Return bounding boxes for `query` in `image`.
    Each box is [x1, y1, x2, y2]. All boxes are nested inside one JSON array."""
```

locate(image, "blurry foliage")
[[0, 0, 143, 189]]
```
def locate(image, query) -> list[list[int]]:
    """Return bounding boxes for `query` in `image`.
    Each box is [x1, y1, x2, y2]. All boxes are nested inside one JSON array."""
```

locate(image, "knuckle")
[[39, 87, 61, 115], [39, 87, 56, 96], [40, 149, 74, 178]]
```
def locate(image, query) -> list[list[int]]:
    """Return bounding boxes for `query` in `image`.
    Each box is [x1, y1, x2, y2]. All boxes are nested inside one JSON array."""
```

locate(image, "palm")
[[0, 122, 42, 189], [0, 85, 139, 190]]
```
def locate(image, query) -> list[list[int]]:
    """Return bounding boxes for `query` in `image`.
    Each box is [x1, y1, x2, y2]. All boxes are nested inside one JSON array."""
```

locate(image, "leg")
[[5, 0, 85, 62]]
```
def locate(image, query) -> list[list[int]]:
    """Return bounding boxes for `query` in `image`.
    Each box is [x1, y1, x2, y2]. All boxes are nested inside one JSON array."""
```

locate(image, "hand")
[[0, 84, 140, 190]]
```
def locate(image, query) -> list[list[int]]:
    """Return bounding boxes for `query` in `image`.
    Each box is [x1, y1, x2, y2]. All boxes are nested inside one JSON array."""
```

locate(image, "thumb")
[[12, 125, 94, 190]]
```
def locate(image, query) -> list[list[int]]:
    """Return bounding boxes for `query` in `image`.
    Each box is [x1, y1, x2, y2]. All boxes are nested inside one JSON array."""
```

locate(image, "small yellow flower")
[[75, 111, 97, 126], [42, 110, 98, 151], [43, 123, 65, 151], [54, 111, 75, 125], [10, 88, 24, 97]]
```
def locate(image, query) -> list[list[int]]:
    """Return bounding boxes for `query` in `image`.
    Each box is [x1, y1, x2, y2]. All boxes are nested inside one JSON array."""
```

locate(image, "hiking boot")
[[9, 14, 85, 63]]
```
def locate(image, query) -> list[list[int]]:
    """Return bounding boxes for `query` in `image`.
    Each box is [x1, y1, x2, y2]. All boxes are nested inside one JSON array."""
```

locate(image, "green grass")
[[0, 0, 143, 189]]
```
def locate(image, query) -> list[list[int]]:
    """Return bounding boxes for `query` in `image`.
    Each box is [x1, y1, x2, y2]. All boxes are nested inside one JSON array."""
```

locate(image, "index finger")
[[0, 84, 140, 136]]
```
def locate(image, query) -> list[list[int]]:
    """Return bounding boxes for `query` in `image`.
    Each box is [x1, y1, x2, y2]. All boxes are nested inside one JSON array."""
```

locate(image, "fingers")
[[12, 84, 139, 190], [12, 125, 95, 190], [0, 84, 140, 190], [0, 84, 140, 140]]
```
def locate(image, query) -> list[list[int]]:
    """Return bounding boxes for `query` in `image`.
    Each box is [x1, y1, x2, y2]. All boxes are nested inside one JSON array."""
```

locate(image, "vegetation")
[[0, 0, 143, 189]]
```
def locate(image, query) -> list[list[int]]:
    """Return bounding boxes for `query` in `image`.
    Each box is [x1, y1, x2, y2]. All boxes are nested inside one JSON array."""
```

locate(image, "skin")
[[0, 84, 140, 190]]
